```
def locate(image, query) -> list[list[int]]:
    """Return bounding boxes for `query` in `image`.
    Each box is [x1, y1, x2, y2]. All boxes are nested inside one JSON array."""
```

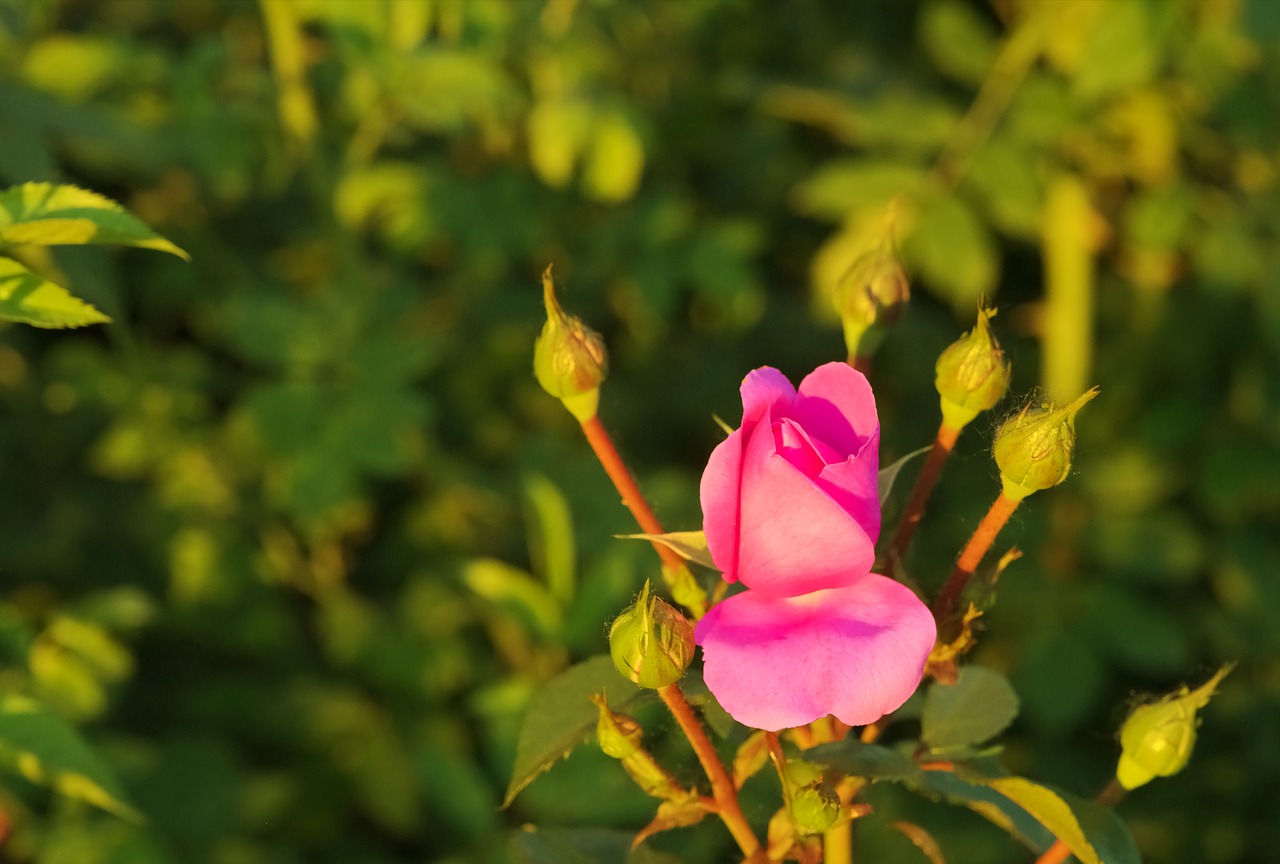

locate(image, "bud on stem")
[[533, 265, 608, 421], [935, 303, 1011, 430], [1116, 664, 1233, 790], [993, 387, 1098, 501], [832, 230, 910, 363], [609, 581, 696, 689]]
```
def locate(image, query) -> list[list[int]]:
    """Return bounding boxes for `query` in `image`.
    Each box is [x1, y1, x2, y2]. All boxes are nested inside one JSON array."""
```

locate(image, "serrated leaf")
[[803, 739, 920, 782], [983, 778, 1102, 864], [921, 666, 1020, 751], [615, 532, 716, 571], [880, 445, 932, 506], [0, 182, 188, 259], [504, 655, 644, 807], [0, 700, 142, 822], [910, 768, 1054, 850], [0, 256, 111, 328]]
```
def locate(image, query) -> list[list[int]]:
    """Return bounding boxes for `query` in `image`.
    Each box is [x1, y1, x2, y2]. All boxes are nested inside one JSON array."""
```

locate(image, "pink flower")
[[695, 363, 935, 731]]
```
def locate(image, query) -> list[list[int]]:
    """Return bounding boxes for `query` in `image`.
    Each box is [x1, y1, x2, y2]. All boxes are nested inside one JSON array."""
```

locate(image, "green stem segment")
[[660, 685, 765, 862], [889, 422, 961, 565], [932, 491, 1021, 624]]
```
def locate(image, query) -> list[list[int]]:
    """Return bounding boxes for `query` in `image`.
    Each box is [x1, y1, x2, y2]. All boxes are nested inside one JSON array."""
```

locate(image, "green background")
[[0, 0, 1277, 862]]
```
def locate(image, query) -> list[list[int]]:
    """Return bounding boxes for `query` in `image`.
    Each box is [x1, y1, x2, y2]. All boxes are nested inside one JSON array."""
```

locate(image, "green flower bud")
[[833, 241, 910, 361], [591, 693, 644, 760], [790, 783, 842, 835], [609, 581, 695, 689], [935, 304, 1011, 430], [1117, 664, 1233, 791], [533, 265, 607, 421], [993, 387, 1098, 500]]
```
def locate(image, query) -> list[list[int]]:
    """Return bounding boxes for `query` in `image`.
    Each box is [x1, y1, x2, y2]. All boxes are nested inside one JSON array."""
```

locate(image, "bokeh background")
[[0, 0, 1278, 862]]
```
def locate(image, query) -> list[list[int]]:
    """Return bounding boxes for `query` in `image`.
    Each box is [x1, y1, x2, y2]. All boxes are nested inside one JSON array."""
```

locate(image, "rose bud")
[[832, 241, 910, 362], [935, 303, 1011, 430], [591, 693, 644, 760], [992, 387, 1098, 500], [1116, 664, 1233, 790], [533, 265, 608, 421], [609, 581, 695, 689], [789, 783, 843, 835]]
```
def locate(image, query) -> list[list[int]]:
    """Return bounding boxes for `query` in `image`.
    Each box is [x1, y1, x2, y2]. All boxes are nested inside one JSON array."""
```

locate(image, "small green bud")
[[789, 783, 842, 835], [609, 581, 695, 689], [833, 241, 910, 361], [993, 387, 1098, 500], [533, 265, 607, 421], [1117, 664, 1233, 790], [591, 693, 644, 760], [935, 304, 1011, 430]]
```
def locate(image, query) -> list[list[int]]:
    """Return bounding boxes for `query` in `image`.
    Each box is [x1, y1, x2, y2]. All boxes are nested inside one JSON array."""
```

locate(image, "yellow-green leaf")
[[985, 777, 1098, 864], [0, 182, 188, 259], [615, 531, 717, 571], [0, 698, 143, 822], [0, 256, 111, 328]]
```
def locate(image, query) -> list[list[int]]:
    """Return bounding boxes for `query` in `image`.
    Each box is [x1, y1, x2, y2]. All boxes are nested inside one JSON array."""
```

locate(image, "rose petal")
[[792, 363, 878, 459], [702, 368, 797, 578], [736, 416, 875, 596], [815, 427, 881, 542], [695, 575, 936, 731]]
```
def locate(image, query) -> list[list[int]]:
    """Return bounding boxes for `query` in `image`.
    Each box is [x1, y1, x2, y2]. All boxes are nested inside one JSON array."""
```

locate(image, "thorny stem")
[[932, 491, 1021, 624], [660, 685, 766, 863], [889, 422, 961, 566], [1033, 779, 1126, 864], [579, 415, 686, 575]]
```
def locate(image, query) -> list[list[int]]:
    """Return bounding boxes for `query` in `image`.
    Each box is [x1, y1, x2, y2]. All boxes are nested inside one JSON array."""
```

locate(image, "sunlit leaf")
[[920, 0, 998, 86], [0, 698, 142, 822], [880, 445, 931, 506], [902, 196, 997, 307], [615, 531, 716, 571], [791, 159, 926, 221], [0, 256, 110, 328], [0, 183, 188, 258], [504, 655, 644, 807], [524, 473, 577, 606], [583, 109, 645, 203], [921, 666, 1020, 752]]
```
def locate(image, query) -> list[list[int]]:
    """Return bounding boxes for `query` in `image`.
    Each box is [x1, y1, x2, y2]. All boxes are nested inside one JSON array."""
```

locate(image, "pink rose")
[[695, 363, 936, 731]]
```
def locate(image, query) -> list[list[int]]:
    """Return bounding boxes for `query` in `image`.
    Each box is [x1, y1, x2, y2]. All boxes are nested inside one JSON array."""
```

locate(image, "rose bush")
[[695, 363, 936, 730]]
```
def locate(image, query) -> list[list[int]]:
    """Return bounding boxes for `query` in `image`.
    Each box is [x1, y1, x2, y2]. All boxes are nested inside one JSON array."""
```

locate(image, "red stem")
[[932, 491, 1020, 623], [889, 422, 961, 565]]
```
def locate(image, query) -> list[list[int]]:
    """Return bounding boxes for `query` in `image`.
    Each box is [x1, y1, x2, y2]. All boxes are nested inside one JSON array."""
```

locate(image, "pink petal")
[[774, 417, 843, 478], [792, 363, 878, 460], [695, 575, 936, 731], [701, 368, 796, 579], [814, 427, 881, 543], [735, 417, 874, 596]]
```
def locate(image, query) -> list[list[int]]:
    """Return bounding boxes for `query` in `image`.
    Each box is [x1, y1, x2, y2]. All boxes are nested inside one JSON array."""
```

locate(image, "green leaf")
[[0, 182, 188, 259], [0, 698, 142, 822], [790, 159, 927, 221], [909, 769, 1054, 850], [922, 666, 1020, 752], [919, 0, 998, 86], [880, 445, 931, 506], [524, 473, 577, 606], [983, 778, 1104, 864], [804, 739, 921, 782], [0, 256, 111, 328], [901, 196, 998, 307], [504, 655, 644, 807], [615, 531, 717, 571]]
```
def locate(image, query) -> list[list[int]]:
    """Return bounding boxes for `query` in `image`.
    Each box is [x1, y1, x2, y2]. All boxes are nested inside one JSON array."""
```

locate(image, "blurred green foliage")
[[0, 0, 1276, 862]]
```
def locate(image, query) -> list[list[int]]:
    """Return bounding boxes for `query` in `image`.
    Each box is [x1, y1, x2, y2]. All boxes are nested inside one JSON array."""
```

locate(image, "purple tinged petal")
[[695, 575, 936, 731], [792, 363, 878, 460], [736, 416, 874, 596]]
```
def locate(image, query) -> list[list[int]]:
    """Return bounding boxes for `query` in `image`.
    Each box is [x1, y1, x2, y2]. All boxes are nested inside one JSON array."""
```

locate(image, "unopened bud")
[[993, 387, 1098, 500], [1117, 664, 1233, 790], [833, 241, 909, 361], [790, 783, 842, 835], [591, 693, 644, 759], [609, 581, 695, 689], [533, 265, 607, 421], [936, 304, 1011, 430]]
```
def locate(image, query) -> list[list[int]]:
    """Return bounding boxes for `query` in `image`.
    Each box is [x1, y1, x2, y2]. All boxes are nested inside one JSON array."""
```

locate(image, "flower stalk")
[[888, 421, 961, 565], [931, 490, 1021, 624]]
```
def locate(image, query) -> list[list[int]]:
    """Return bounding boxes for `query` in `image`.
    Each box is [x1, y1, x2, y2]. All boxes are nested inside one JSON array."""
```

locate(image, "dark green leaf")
[[879, 445, 931, 506], [504, 656, 643, 807], [804, 740, 920, 782], [921, 666, 1019, 751], [909, 769, 1054, 850], [509, 825, 684, 864]]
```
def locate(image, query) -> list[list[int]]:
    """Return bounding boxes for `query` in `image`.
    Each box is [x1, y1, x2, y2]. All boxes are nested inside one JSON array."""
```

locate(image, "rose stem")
[[1032, 779, 1125, 864], [578, 414, 685, 574], [849, 354, 871, 375], [931, 490, 1020, 623], [888, 421, 961, 566], [661, 684, 766, 862]]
